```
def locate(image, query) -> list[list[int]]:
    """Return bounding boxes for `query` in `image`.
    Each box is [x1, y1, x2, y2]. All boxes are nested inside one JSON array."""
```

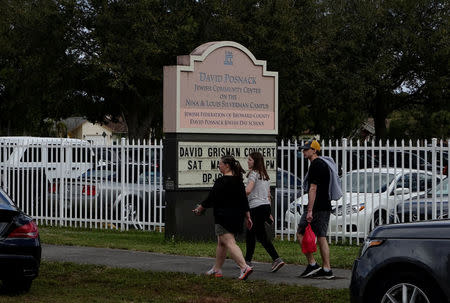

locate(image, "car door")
[[393, 172, 429, 205]]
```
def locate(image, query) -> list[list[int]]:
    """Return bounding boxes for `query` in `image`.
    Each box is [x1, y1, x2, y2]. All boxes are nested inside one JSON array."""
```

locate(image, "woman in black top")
[[193, 155, 254, 280]]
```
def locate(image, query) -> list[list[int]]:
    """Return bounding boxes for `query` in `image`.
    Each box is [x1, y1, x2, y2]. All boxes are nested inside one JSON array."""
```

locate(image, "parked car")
[[275, 168, 302, 229], [285, 168, 442, 237], [373, 149, 449, 175], [395, 177, 448, 222], [350, 220, 450, 303], [278, 148, 379, 180], [49, 163, 164, 230], [0, 187, 41, 292], [0, 137, 95, 213]]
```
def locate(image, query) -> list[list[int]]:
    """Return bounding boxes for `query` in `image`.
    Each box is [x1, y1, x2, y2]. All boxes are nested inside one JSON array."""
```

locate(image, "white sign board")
[[178, 141, 277, 188]]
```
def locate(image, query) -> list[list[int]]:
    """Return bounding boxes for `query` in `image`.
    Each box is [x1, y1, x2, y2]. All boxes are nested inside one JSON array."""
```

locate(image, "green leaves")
[[0, 0, 447, 139]]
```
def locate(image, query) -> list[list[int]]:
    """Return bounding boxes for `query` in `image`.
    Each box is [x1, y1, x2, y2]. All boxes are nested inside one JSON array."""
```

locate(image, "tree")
[[0, 0, 83, 135], [322, 0, 449, 139]]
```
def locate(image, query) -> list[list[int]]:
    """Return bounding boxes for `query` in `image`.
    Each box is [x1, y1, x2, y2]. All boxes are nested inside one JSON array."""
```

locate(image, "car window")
[[0, 146, 14, 163], [20, 147, 42, 162], [346, 172, 395, 193], [396, 173, 423, 192], [72, 147, 92, 163], [47, 147, 66, 162], [82, 167, 116, 180], [138, 170, 161, 184], [435, 180, 448, 196], [0, 189, 17, 211], [277, 170, 301, 189]]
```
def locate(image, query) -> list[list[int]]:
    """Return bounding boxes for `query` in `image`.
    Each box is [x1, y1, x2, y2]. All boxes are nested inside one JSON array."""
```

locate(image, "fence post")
[[1, 145, 6, 193], [121, 137, 126, 231], [341, 138, 347, 240], [432, 138, 437, 219]]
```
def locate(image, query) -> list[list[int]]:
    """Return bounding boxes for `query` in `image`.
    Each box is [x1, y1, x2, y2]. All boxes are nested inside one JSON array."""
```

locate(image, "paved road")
[[42, 244, 351, 289]]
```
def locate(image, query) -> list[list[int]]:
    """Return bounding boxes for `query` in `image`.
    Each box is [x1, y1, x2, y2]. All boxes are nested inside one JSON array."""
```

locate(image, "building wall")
[[81, 123, 112, 145]]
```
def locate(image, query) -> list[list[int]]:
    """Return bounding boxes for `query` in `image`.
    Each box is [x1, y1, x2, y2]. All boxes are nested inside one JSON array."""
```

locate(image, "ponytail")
[[221, 155, 245, 181]]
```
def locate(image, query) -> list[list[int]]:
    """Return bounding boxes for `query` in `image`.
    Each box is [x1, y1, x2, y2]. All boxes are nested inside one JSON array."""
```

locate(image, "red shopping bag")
[[302, 224, 317, 254]]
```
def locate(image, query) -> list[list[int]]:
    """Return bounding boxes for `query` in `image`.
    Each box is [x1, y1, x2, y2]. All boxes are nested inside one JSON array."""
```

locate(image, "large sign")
[[178, 141, 277, 188], [164, 41, 278, 134]]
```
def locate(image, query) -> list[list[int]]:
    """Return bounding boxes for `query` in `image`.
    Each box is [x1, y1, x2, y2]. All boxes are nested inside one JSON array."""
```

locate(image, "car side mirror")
[[393, 188, 410, 195]]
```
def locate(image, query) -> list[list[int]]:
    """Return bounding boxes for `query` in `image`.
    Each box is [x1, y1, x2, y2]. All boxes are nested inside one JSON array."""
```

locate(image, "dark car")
[[395, 177, 448, 222], [275, 168, 302, 229], [350, 220, 450, 303], [375, 149, 448, 174], [0, 188, 41, 292]]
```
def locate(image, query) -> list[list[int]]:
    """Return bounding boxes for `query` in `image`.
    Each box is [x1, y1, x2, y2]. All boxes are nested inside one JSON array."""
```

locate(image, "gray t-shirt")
[[247, 171, 270, 209]]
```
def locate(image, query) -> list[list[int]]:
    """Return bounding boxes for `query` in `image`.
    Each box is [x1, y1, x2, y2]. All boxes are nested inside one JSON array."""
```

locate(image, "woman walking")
[[193, 155, 254, 280], [245, 152, 285, 272]]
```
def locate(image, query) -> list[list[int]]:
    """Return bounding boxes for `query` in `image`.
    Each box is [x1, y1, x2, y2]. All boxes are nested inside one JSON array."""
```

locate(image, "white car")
[[285, 168, 442, 238]]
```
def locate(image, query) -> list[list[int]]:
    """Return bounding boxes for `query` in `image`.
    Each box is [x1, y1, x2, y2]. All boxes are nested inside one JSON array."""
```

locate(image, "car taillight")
[[8, 221, 39, 239], [49, 183, 59, 193], [82, 185, 96, 196]]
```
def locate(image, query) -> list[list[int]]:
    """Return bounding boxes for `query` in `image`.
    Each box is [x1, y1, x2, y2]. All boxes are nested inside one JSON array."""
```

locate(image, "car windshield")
[[277, 169, 301, 189], [0, 189, 17, 211], [345, 172, 395, 193]]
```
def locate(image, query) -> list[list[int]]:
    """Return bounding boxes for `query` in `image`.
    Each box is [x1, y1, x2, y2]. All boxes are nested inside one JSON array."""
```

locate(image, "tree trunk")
[[373, 95, 388, 140], [122, 103, 153, 141]]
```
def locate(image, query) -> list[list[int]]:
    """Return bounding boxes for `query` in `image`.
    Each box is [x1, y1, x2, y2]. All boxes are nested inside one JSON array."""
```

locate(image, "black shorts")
[[297, 211, 330, 238]]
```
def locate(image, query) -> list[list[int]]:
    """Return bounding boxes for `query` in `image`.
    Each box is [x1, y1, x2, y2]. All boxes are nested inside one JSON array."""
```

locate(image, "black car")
[[350, 220, 450, 303], [0, 188, 41, 292]]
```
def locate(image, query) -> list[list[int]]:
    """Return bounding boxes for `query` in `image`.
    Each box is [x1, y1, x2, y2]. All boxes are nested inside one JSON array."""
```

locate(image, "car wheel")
[[371, 272, 439, 303], [122, 196, 144, 230], [2, 278, 33, 293]]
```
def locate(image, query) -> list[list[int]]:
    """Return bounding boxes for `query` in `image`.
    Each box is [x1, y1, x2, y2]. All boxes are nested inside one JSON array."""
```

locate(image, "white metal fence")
[[276, 138, 449, 244], [1, 136, 449, 241], [0, 137, 164, 231]]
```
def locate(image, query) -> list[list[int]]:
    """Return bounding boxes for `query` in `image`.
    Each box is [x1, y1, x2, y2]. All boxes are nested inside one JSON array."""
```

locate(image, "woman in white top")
[[245, 152, 285, 272]]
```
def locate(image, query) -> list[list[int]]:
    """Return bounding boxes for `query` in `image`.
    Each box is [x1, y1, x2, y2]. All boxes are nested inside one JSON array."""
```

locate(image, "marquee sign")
[[177, 141, 277, 188]]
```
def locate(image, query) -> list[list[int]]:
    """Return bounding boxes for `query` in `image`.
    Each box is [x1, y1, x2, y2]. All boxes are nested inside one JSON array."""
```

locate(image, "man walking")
[[297, 139, 335, 279]]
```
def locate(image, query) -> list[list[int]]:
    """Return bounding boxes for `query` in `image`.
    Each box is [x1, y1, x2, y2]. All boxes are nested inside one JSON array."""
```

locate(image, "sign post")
[[163, 41, 278, 240]]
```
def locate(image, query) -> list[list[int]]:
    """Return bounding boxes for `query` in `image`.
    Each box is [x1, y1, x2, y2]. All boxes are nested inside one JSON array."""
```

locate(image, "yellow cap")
[[301, 140, 321, 152]]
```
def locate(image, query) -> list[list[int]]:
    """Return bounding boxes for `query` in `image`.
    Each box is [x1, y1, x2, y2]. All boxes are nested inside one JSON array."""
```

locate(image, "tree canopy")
[[0, 0, 448, 140]]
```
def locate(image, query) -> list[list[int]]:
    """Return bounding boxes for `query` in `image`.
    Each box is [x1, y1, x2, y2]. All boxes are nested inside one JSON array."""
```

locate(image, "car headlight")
[[349, 204, 365, 214], [360, 238, 384, 257]]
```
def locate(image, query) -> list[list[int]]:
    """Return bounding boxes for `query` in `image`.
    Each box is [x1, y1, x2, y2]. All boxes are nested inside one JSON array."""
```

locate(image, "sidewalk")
[[42, 244, 351, 289]]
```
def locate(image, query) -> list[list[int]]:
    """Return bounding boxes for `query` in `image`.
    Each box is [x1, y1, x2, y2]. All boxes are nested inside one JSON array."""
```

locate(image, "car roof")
[[348, 168, 432, 175]]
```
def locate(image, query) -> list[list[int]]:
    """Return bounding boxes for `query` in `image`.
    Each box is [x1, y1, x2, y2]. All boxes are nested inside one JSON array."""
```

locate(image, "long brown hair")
[[221, 155, 245, 181], [248, 152, 269, 181]]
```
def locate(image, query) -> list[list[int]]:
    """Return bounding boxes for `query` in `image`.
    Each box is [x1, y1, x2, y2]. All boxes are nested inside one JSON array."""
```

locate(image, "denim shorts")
[[297, 211, 330, 237]]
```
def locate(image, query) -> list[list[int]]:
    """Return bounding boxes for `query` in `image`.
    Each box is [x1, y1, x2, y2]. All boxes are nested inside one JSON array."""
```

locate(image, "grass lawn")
[[39, 226, 360, 269], [0, 261, 350, 303]]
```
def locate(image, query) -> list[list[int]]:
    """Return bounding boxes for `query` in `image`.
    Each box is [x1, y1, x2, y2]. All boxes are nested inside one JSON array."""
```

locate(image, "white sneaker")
[[206, 267, 223, 278], [238, 265, 253, 280]]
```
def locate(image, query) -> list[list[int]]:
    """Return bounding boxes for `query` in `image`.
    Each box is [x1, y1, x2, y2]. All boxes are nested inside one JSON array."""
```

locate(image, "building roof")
[[61, 117, 127, 134], [61, 117, 87, 132]]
